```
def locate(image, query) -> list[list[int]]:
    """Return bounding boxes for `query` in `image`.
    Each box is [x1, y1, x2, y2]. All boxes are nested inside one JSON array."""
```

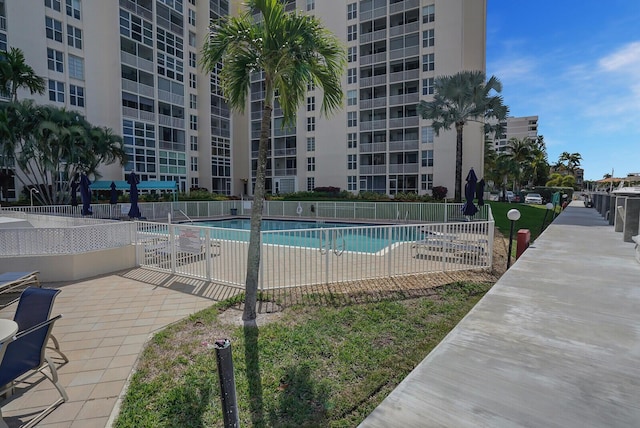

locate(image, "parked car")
[[506, 191, 515, 202], [524, 193, 543, 204]]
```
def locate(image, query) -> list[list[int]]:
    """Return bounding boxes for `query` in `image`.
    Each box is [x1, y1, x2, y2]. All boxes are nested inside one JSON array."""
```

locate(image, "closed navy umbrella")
[[79, 174, 92, 216], [462, 168, 478, 217], [109, 181, 118, 205], [127, 171, 142, 219], [476, 178, 485, 207], [70, 173, 79, 207]]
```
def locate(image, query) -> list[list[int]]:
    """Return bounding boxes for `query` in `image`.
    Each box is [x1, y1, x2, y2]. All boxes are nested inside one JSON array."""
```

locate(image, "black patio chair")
[[0, 314, 68, 428], [12, 287, 68, 363]]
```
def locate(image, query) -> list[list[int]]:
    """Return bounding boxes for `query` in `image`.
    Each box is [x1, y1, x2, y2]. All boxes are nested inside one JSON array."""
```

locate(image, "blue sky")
[[486, 1, 640, 181]]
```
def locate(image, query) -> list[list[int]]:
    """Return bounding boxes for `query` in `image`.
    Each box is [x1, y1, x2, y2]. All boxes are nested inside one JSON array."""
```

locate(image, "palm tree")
[[566, 152, 582, 174], [202, 0, 345, 321], [502, 137, 534, 190], [0, 47, 46, 101], [418, 70, 508, 201], [0, 101, 126, 204]]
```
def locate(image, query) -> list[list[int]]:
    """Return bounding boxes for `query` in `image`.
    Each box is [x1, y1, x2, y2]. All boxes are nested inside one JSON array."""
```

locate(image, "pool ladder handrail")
[[174, 209, 194, 224]]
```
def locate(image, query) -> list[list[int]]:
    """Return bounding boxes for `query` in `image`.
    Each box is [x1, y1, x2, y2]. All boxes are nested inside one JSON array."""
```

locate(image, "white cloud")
[[599, 41, 640, 73]]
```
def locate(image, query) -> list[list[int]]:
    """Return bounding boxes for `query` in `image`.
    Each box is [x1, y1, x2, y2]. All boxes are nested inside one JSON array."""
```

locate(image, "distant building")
[[491, 115, 539, 153]]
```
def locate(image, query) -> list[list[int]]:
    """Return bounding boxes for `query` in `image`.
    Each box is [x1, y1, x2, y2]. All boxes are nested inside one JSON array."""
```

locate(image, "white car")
[[524, 193, 543, 204]]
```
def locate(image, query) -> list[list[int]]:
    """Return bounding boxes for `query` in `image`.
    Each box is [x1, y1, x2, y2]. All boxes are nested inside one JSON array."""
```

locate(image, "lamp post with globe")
[[506, 208, 521, 269]]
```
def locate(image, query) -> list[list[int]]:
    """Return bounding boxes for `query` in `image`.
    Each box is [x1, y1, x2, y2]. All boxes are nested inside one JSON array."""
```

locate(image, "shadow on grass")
[[244, 321, 265, 427], [161, 379, 213, 428], [268, 364, 330, 427]]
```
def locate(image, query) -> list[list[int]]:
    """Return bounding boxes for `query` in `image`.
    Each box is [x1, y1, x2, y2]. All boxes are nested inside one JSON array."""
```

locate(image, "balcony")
[[389, 21, 420, 37], [273, 168, 297, 176], [158, 89, 184, 106], [388, 164, 419, 174], [359, 142, 387, 153], [388, 140, 419, 151], [360, 120, 387, 131], [158, 114, 185, 129], [389, 0, 420, 14], [359, 97, 387, 109], [273, 148, 297, 157], [359, 165, 386, 174]]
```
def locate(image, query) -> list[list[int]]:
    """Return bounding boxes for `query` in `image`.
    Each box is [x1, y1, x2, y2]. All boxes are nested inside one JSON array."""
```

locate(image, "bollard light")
[[506, 208, 521, 269], [540, 202, 554, 234], [30, 188, 40, 208]]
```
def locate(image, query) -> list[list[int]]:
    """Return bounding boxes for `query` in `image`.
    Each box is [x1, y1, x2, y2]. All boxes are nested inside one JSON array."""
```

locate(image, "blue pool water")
[[192, 218, 418, 253]]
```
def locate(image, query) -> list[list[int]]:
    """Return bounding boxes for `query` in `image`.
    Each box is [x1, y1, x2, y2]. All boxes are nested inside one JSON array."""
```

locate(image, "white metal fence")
[[1, 202, 494, 289], [3, 200, 490, 223], [136, 217, 494, 290]]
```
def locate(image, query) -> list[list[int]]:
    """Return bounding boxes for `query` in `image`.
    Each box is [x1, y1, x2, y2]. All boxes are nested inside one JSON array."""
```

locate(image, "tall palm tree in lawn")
[[566, 152, 582, 174], [0, 47, 46, 101], [503, 137, 534, 190], [202, 0, 345, 321], [418, 70, 508, 201]]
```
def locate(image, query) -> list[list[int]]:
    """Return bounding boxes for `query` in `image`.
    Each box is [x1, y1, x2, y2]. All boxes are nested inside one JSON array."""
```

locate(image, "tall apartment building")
[[493, 115, 539, 153], [1, 0, 486, 200]]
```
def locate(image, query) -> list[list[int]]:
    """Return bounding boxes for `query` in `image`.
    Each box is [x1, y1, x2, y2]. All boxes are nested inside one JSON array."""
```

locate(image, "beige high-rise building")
[[1, 0, 486, 200], [493, 115, 539, 153]]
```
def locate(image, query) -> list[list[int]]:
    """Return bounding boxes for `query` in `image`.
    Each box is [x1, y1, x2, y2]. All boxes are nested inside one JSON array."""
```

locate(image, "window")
[[347, 46, 357, 63], [188, 9, 196, 26], [190, 114, 198, 130], [0, 34, 6, 52], [347, 111, 357, 127], [119, 10, 153, 47], [423, 4, 435, 23], [189, 31, 196, 47], [348, 175, 357, 191], [307, 177, 315, 191], [421, 150, 433, 167], [422, 78, 434, 96], [307, 157, 315, 171], [189, 72, 197, 89], [307, 137, 315, 152], [307, 117, 315, 132], [45, 0, 61, 12], [307, 96, 315, 111], [347, 24, 357, 42], [347, 68, 357, 84], [422, 53, 434, 72], [69, 84, 84, 107], [191, 156, 198, 171], [421, 173, 433, 191], [67, 25, 82, 49], [422, 29, 434, 48], [421, 126, 434, 144], [45, 17, 63, 42], [68, 55, 84, 79], [48, 80, 64, 102], [347, 154, 357, 170], [191, 177, 199, 187], [189, 93, 197, 109], [306, 0, 314, 11], [347, 133, 357, 148], [347, 90, 357, 106], [189, 51, 196, 67], [347, 2, 357, 20], [307, 81, 315, 91], [47, 48, 64, 72], [65, 0, 81, 19], [189, 0, 195, 4], [190, 135, 198, 151]]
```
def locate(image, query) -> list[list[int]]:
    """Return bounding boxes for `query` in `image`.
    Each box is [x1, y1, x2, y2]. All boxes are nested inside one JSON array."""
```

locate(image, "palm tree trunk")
[[454, 122, 464, 202], [243, 77, 273, 321]]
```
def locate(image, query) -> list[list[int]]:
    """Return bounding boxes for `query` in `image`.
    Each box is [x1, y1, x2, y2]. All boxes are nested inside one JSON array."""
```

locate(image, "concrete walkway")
[[0, 269, 240, 427], [359, 201, 640, 427]]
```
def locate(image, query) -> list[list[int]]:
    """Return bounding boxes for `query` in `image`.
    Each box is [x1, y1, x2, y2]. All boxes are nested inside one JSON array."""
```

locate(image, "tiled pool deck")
[[0, 270, 240, 427]]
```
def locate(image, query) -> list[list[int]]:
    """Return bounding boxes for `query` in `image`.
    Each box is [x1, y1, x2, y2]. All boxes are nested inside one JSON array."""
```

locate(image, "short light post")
[[506, 208, 521, 269], [540, 202, 554, 234], [29, 188, 40, 208]]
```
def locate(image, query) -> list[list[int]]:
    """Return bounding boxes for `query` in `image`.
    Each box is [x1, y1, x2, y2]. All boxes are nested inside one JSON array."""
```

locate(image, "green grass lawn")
[[114, 282, 492, 428], [488, 201, 558, 242]]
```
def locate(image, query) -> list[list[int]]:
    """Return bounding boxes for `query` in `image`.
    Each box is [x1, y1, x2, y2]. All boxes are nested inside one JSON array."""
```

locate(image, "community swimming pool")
[[192, 218, 419, 254]]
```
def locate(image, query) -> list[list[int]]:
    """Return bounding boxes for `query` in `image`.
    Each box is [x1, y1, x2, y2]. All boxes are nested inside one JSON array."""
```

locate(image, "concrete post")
[[623, 198, 640, 243], [614, 196, 626, 231], [609, 195, 617, 225]]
